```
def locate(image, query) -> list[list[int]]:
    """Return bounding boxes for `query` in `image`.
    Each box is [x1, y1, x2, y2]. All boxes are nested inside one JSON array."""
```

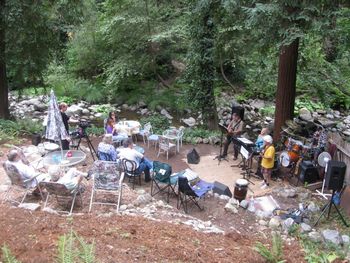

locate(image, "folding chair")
[[40, 181, 84, 215], [177, 177, 212, 213], [97, 151, 114, 162], [121, 158, 142, 189], [89, 160, 124, 213], [2, 161, 44, 205], [151, 161, 177, 203]]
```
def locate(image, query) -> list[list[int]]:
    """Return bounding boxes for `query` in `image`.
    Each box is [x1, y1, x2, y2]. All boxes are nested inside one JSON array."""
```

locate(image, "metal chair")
[[177, 177, 212, 213], [121, 158, 142, 189], [40, 181, 84, 215], [151, 161, 177, 203], [139, 122, 159, 149], [89, 160, 124, 213], [2, 161, 44, 205], [157, 136, 176, 160]]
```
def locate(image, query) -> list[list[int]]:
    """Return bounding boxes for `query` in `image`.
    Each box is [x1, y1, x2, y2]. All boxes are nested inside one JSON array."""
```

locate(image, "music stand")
[[239, 146, 254, 185], [214, 124, 228, 165]]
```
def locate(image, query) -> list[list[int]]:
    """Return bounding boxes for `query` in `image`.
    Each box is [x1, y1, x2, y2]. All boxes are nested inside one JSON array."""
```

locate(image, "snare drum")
[[279, 151, 300, 167], [234, 179, 248, 201]]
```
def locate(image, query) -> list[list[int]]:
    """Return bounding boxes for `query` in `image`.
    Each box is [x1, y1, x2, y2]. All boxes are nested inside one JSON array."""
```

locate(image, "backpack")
[[187, 148, 200, 164]]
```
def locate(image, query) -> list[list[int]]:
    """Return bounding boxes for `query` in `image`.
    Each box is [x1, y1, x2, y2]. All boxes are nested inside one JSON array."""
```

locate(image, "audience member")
[[97, 134, 118, 161], [119, 138, 153, 182]]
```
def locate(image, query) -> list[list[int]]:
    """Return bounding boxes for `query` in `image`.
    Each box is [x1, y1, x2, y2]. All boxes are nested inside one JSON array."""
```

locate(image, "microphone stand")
[[214, 124, 228, 165]]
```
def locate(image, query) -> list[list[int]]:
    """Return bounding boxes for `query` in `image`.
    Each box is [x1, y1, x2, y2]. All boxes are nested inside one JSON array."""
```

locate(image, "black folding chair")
[[151, 161, 176, 203], [121, 158, 142, 189]]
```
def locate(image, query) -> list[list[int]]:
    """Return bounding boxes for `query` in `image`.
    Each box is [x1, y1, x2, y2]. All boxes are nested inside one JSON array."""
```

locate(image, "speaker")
[[299, 160, 319, 184], [213, 181, 232, 197], [187, 148, 200, 164], [325, 161, 346, 191], [232, 106, 245, 121]]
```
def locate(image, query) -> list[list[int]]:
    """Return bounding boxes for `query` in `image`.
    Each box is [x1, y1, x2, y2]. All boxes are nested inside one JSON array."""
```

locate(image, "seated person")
[[119, 138, 153, 182], [5, 149, 50, 189], [105, 117, 117, 135], [97, 134, 118, 161], [49, 166, 85, 191]]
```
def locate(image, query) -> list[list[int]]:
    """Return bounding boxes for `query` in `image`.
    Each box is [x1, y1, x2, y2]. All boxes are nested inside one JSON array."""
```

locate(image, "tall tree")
[[0, 0, 9, 119], [188, 0, 218, 130]]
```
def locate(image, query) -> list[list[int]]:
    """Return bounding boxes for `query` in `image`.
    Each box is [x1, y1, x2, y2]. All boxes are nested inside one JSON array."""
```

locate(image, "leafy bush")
[[1, 244, 21, 263], [139, 115, 170, 134], [254, 233, 285, 263], [0, 119, 43, 144], [86, 125, 105, 136], [259, 106, 275, 117]]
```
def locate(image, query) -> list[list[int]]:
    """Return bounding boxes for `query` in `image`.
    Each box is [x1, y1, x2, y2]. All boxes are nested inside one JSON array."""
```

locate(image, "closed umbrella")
[[45, 90, 69, 161]]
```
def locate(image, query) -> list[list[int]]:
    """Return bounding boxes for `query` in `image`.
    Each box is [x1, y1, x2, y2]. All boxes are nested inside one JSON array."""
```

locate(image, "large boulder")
[[322, 229, 342, 245], [66, 105, 83, 116], [182, 117, 196, 127], [299, 108, 313, 122]]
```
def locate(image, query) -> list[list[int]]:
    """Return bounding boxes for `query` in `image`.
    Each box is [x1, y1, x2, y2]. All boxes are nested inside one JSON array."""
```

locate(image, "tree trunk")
[[0, 0, 9, 119], [273, 38, 299, 142]]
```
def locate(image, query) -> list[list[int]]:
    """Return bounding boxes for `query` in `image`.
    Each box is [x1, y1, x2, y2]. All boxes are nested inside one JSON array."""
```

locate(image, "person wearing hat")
[[260, 135, 275, 189]]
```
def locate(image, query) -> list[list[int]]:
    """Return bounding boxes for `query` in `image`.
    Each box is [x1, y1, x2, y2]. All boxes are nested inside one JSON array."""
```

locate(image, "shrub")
[[139, 115, 170, 134], [254, 233, 285, 263]]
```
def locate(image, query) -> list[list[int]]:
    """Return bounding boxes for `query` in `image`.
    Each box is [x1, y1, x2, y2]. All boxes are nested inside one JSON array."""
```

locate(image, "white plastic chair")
[[157, 136, 177, 160], [139, 122, 159, 149]]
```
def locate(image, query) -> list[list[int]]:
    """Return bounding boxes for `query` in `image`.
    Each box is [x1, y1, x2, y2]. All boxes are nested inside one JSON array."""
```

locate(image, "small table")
[[43, 150, 86, 167]]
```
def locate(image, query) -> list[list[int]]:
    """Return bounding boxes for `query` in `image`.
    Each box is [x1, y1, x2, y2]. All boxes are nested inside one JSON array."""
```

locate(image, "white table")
[[43, 150, 86, 167]]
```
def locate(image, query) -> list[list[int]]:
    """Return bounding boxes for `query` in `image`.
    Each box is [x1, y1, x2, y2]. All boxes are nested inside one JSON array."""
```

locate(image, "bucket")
[[31, 133, 41, 146], [234, 179, 248, 201]]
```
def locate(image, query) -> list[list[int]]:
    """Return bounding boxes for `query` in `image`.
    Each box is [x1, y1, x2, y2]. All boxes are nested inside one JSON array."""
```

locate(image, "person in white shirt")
[[5, 149, 50, 189], [119, 138, 153, 182]]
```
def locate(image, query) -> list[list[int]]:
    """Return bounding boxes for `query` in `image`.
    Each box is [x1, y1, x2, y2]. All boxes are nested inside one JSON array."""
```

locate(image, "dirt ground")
[[0, 137, 307, 262]]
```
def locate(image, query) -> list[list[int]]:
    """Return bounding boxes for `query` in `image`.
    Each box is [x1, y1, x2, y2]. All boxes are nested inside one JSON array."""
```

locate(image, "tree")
[[187, 0, 218, 130], [0, 0, 9, 119]]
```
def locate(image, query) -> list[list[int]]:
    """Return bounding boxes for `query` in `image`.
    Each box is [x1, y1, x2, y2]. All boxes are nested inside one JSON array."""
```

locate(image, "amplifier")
[[299, 160, 319, 184]]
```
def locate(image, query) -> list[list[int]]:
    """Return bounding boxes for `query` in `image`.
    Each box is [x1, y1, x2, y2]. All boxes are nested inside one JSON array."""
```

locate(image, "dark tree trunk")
[[0, 0, 9, 119], [273, 38, 299, 142]]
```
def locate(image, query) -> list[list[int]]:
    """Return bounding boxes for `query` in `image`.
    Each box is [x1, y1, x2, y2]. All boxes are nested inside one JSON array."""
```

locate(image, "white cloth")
[[118, 147, 143, 168], [57, 168, 83, 190]]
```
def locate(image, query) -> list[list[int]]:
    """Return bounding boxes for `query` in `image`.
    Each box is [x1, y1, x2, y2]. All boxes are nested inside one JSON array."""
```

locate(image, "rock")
[[308, 231, 323, 243], [265, 117, 273, 122], [299, 108, 313, 121], [33, 103, 47, 112], [18, 203, 41, 211], [155, 200, 167, 208], [342, 130, 350, 136], [119, 205, 128, 212], [82, 109, 90, 115], [228, 198, 239, 206], [280, 188, 297, 198], [133, 193, 152, 206], [224, 203, 238, 214], [282, 218, 294, 231], [298, 192, 310, 200], [259, 220, 268, 226], [137, 189, 146, 195], [203, 138, 209, 144], [342, 235, 350, 244], [322, 229, 342, 245], [240, 200, 249, 209], [315, 117, 337, 128], [251, 99, 265, 109], [300, 223, 312, 233], [140, 108, 148, 115], [66, 105, 83, 116], [94, 112, 103, 118], [307, 202, 320, 212], [0, 185, 10, 192], [42, 207, 59, 215], [326, 114, 334, 119], [160, 109, 173, 120], [182, 117, 196, 127], [269, 217, 281, 229]]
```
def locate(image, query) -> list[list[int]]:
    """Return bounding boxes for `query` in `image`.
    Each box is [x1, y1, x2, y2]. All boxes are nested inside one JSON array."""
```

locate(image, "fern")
[[74, 232, 95, 263], [254, 233, 286, 263], [1, 244, 21, 263]]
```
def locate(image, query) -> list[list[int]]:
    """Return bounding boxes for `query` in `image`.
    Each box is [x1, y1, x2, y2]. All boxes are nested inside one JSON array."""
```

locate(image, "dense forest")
[[0, 0, 349, 133]]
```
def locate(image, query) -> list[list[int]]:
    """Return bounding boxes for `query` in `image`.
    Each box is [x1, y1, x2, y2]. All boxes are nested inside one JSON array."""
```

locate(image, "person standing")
[[221, 112, 244, 160], [59, 102, 70, 150], [260, 135, 275, 189]]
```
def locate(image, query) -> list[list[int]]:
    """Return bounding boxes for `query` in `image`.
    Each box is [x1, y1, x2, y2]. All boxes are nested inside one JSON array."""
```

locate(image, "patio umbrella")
[[45, 90, 70, 160]]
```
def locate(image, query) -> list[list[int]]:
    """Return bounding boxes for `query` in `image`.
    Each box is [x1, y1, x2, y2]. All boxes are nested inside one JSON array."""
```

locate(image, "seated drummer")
[[260, 135, 275, 189], [221, 112, 244, 160]]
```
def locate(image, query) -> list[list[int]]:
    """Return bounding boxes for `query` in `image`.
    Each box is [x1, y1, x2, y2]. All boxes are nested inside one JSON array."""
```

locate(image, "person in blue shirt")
[[254, 127, 269, 176], [97, 134, 118, 161]]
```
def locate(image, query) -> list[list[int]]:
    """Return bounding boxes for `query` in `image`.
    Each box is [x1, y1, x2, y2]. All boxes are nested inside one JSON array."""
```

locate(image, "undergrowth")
[[254, 233, 285, 263]]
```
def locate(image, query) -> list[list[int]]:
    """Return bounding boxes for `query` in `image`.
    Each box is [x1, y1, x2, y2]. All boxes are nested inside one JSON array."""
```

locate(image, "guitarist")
[[221, 112, 244, 160]]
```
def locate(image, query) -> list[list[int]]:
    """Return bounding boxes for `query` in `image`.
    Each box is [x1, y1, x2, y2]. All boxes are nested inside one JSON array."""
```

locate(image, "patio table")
[[43, 150, 86, 167]]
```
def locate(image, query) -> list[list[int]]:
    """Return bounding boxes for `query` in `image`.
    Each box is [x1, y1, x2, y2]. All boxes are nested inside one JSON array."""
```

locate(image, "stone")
[[300, 223, 312, 233], [251, 99, 265, 109], [42, 207, 59, 215], [160, 109, 173, 120], [342, 130, 350, 137], [140, 108, 148, 115], [19, 203, 41, 211], [298, 192, 310, 200], [119, 205, 128, 212], [137, 189, 146, 195], [224, 203, 238, 214], [265, 117, 273, 122], [282, 218, 294, 231], [342, 235, 350, 244], [66, 105, 83, 116], [307, 202, 320, 212], [322, 229, 342, 245], [280, 188, 297, 198], [259, 220, 268, 226], [0, 185, 10, 192], [33, 103, 47, 112], [240, 200, 249, 209], [182, 117, 196, 127], [308, 231, 323, 243], [133, 193, 152, 206], [82, 109, 90, 115], [299, 107, 313, 121], [155, 200, 166, 208], [325, 114, 334, 119], [269, 217, 281, 229]]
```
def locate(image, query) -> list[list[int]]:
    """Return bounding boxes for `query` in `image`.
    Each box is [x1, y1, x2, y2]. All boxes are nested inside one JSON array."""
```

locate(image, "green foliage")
[[1, 244, 21, 263], [302, 239, 339, 263], [0, 119, 42, 144], [183, 127, 219, 139], [86, 125, 105, 136], [57, 230, 95, 263], [139, 115, 169, 134], [260, 106, 276, 117], [254, 233, 285, 263]]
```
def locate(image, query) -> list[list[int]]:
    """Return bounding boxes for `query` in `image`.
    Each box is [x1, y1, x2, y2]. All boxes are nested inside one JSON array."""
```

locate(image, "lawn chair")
[[157, 136, 176, 160], [97, 151, 115, 162], [177, 176, 213, 213], [2, 161, 44, 205], [89, 160, 124, 213], [151, 161, 177, 203], [40, 181, 84, 215], [121, 158, 142, 189]]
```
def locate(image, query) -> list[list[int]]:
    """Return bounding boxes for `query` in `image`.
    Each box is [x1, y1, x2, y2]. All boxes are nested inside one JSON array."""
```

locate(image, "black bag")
[[187, 148, 200, 164]]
